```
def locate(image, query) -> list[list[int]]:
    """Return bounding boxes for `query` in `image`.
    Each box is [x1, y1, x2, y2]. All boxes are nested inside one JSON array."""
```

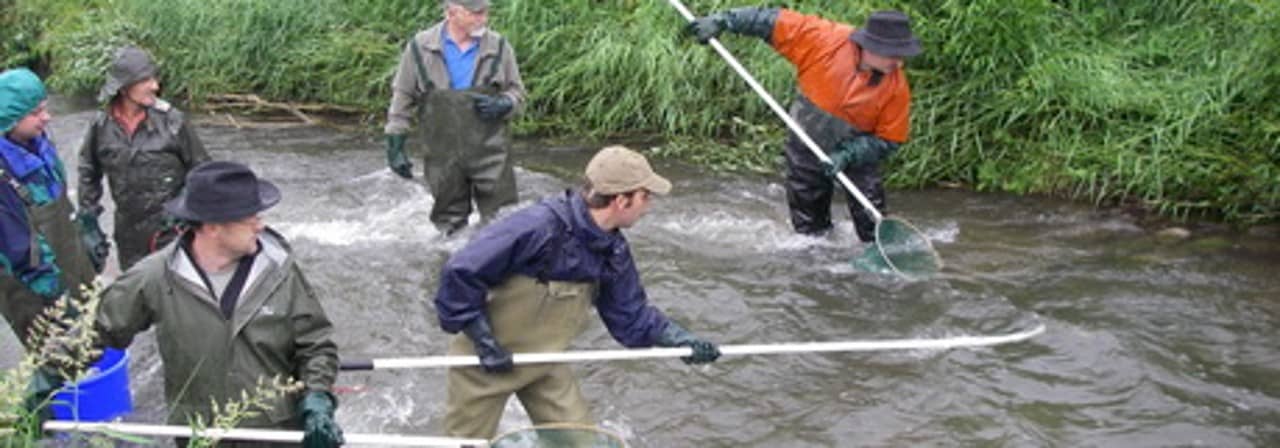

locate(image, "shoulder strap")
[[0, 167, 34, 206], [408, 36, 435, 92], [484, 37, 506, 85]]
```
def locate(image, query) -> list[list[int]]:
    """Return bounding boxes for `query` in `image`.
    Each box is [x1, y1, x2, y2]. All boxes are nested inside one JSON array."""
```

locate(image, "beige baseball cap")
[[585, 145, 672, 196]]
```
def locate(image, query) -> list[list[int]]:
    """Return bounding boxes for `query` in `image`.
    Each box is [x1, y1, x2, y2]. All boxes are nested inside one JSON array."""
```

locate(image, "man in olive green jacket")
[[79, 45, 211, 271], [95, 161, 342, 447], [384, 0, 526, 235]]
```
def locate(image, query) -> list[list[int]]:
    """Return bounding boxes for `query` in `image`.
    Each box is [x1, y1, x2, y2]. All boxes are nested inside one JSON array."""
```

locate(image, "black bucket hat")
[[850, 10, 922, 58], [164, 161, 280, 223]]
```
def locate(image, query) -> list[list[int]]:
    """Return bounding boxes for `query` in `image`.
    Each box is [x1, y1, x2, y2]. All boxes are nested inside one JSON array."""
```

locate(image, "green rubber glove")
[[75, 211, 110, 274], [685, 7, 779, 44], [20, 368, 62, 439], [656, 321, 721, 365], [384, 134, 413, 179], [298, 391, 344, 448], [824, 135, 899, 177]]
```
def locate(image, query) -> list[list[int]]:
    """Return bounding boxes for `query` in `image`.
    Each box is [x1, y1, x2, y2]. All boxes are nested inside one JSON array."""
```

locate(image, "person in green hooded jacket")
[[0, 68, 96, 348], [94, 161, 342, 447], [384, 0, 526, 235], [78, 45, 211, 271]]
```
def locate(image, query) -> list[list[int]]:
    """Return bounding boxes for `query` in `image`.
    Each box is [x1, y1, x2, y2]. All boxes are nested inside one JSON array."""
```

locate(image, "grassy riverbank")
[[4, 0, 1277, 222]]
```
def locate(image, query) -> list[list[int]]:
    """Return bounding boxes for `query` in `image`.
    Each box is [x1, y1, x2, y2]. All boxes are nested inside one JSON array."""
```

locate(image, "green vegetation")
[[3, 0, 1277, 222]]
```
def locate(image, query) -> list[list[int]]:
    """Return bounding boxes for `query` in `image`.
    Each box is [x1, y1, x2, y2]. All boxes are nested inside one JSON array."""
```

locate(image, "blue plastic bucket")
[[51, 348, 133, 421]]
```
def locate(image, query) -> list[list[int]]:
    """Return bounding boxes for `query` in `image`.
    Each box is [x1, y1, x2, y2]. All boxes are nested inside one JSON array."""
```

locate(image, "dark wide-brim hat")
[[97, 46, 157, 103], [164, 161, 280, 223], [850, 10, 922, 58]]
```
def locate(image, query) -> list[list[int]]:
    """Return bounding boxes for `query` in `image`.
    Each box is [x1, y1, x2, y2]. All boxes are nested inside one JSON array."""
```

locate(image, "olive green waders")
[[0, 193, 94, 347], [417, 88, 517, 234], [445, 275, 596, 439]]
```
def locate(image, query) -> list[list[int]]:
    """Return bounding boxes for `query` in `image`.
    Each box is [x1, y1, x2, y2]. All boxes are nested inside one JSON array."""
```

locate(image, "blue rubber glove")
[[462, 314, 513, 373], [298, 391, 344, 448], [656, 322, 721, 365]]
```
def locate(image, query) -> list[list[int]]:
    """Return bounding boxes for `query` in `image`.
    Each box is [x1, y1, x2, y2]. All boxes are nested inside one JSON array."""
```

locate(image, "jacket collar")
[[0, 133, 56, 178], [419, 21, 503, 57], [167, 227, 292, 309], [560, 190, 623, 254]]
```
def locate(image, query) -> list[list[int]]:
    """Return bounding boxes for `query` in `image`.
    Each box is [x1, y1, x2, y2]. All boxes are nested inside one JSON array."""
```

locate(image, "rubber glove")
[[685, 7, 779, 45], [656, 321, 721, 365], [824, 135, 899, 177], [384, 134, 413, 179], [462, 314, 513, 373], [298, 390, 344, 448], [467, 93, 514, 121], [75, 211, 110, 274], [20, 368, 62, 438]]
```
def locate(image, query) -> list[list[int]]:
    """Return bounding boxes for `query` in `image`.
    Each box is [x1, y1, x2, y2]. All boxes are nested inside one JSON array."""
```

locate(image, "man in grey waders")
[[384, 0, 526, 235], [434, 146, 721, 439], [93, 161, 343, 447]]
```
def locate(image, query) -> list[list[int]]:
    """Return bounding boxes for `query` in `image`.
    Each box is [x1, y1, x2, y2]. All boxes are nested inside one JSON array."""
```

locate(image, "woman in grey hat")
[[77, 45, 211, 271]]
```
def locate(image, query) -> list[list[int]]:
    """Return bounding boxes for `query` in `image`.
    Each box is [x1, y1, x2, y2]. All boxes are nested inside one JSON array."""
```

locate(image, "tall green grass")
[[4, 0, 1277, 222]]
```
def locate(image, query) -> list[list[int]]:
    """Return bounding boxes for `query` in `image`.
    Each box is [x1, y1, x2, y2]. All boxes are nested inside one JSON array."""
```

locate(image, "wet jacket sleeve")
[[175, 118, 211, 168], [594, 245, 672, 348], [287, 265, 338, 392], [434, 208, 556, 333], [385, 40, 424, 135], [496, 41, 527, 119], [94, 263, 157, 349], [0, 189, 30, 275], [76, 121, 106, 216]]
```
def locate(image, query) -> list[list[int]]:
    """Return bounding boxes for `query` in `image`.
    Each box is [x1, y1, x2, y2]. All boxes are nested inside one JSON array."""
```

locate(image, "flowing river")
[[4, 95, 1278, 447]]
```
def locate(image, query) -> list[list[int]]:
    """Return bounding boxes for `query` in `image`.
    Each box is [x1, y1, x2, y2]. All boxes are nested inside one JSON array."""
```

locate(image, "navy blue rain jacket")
[[0, 134, 63, 278], [434, 190, 672, 348]]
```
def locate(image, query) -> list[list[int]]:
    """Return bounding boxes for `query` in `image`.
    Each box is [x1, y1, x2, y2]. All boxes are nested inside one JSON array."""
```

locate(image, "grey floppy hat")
[[850, 11, 922, 58], [97, 46, 157, 103]]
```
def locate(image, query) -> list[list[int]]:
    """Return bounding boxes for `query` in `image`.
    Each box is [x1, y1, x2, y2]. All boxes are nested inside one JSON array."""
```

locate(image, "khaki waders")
[[445, 275, 596, 439]]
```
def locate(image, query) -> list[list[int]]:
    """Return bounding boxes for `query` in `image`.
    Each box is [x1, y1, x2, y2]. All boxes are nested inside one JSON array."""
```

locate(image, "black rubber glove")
[[656, 321, 721, 365], [468, 93, 514, 121], [298, 390, 344, 448], [685, 7, 780, 45], [463, 314, 513, 373], [384, 134, 413, 179], [74, 211, 110, 274]]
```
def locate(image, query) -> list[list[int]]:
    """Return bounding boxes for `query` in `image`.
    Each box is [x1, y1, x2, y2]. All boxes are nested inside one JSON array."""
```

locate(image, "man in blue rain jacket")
[[434, 145, 722, 439]]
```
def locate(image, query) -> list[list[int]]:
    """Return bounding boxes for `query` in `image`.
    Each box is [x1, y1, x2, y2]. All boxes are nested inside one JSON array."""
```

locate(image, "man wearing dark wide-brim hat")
[[93, 161, 343, 447], [684, 7, 923, 244]]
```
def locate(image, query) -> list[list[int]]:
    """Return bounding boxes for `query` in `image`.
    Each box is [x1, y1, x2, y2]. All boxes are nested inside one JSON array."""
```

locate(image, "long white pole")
[[665, 0, 883, 222], [344, 324, 1044, 370], [43, 421, 488, 447]]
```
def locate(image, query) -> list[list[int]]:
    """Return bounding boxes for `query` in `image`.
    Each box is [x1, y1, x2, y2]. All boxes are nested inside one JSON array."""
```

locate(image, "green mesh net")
[[850, 217, 942, 278], [490, 424, 627, 448]]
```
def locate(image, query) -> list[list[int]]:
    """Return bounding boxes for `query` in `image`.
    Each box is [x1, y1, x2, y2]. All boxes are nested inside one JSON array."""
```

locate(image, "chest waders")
[[107, 116, 190, 269], [445, 275, 597, 439], [411, 39, 517, 234], [0, 190, 94, 347], [784, 94, 886, 242]]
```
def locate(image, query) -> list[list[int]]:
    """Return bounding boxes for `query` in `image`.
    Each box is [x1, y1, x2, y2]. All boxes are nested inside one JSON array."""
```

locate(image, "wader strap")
[[0, 167, 34, 206], [482, 37, 506, 86], [408, 37, 435, 93]]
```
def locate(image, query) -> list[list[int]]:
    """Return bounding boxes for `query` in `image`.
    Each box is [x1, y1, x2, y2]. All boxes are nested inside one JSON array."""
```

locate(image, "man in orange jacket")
[[686, 8, 922, 242]]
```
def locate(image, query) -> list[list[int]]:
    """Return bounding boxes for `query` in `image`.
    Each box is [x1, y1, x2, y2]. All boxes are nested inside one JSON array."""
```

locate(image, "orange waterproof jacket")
[[771, 9, 912, 143]]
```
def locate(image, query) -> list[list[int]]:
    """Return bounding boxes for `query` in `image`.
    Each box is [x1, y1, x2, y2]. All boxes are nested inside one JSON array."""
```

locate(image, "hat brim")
[[643, 174, 672, 196], [163, 180, 281, 223], [851, 31, 923, 58]]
